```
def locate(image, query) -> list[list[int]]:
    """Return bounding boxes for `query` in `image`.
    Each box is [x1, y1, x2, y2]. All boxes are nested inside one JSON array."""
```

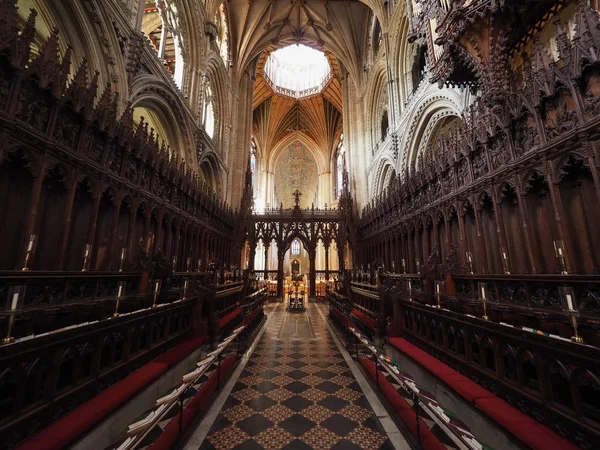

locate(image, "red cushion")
[[218, 307, 243, 329], [389, 338, 580, 450], [154, 336, 205, 368], [16, 362, 168, 450], [359, 359, 445, 450], [351, 309, 376, 330], [474, 398, 579, 450], [149, 356, 237, 450], [16, 336, 210, 450]]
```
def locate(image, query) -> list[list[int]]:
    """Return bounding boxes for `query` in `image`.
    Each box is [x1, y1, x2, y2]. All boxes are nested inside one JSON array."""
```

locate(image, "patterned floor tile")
[[253, 425, 295, 450], [299, 425, 341, 450], [208, 426, 250, 450], [301, 387, 329, 402], [198, 304, 392, 450], [345, 425, 388, 450], [261, 404, 296, 424], [222, 404, 256, 423], [300, 404, 335, 423]]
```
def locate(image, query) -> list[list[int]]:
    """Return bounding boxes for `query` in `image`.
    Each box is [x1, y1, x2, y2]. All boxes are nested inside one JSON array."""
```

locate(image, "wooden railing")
[[397, 300, 600, 448], [0, 299, 195, 448], [0, 268, 262, 448]]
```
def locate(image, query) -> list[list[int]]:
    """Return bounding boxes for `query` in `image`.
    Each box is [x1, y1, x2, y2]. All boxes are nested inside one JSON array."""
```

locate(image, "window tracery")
[[291, 239, 301, 255]]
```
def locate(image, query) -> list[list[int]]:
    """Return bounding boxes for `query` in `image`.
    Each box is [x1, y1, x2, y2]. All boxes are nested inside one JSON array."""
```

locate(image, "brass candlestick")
[[182, 279, 189, 300], [435, 280, 444, 309], [82, 244, 92, 272], [113, 281, 124, 318], [466, 252, 474, 274], [152, 279, 162, 308], [2, 289, 21, 344], [479, 282, 489, 320], [569, 313, 583, 343], [554, 240, 568, 275], [501, 248, 511, 274], [559, 286, 583, 344], [119, 248, 127, 272], [22, 234, 37, 271]]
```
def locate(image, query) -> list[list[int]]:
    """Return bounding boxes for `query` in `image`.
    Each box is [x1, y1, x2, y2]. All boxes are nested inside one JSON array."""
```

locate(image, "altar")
[[286, 274, 306, 312]]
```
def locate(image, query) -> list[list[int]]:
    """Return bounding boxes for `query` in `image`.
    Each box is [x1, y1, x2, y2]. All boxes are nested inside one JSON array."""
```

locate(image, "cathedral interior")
[[1, 0, 600, 449]]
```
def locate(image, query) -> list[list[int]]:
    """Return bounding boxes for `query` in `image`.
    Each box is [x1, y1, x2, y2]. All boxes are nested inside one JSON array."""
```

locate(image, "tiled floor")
[[198, 303, 394, 450]]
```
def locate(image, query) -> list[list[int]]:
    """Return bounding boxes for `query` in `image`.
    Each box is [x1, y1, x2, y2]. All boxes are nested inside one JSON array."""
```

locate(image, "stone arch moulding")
[[18, 0, 129, 99], [198, 150, 228, 192], [204, 52, 230, 149], [373, 158, 396, 196], [364, 59, 389, 148], [129, 74, 197, 169], [399, 91, 465, 173]]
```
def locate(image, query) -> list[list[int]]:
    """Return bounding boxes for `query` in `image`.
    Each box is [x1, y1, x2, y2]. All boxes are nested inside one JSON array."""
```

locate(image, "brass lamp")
[[559, 286, 583, 344], [478, 282, 489, 320]]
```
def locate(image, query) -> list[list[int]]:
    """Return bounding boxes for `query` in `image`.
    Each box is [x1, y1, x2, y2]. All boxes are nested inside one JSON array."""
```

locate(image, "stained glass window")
[[291, 239, 301, 255]]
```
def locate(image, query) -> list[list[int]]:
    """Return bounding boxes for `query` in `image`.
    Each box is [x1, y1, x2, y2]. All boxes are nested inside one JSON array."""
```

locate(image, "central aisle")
[[197, 303, 394, 450]]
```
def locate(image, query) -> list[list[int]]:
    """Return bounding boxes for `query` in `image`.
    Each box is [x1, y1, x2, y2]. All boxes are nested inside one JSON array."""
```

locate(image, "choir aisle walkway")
[[184, 303, 408, 450]]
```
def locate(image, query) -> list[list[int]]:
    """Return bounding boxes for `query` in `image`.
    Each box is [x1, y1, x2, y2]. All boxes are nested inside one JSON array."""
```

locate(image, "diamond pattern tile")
[[201, 304, 392, 450]]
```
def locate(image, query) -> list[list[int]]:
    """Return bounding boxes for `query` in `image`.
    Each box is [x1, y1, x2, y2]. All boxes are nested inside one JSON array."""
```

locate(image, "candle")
[[436, 284, 440, 293], [11, 292, 19, 311], [480, 286, 486, 299], [467, 253, 472, 262], [502, 252, 507, 259], [121, 248, 126, 259], [155, 281, 160, 293], [27, 235, 36, 252], [408, 281, 412, 290], [117, 284, 123, 298], [566, 294, 574, 311], [558, 247, 563, 256]]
